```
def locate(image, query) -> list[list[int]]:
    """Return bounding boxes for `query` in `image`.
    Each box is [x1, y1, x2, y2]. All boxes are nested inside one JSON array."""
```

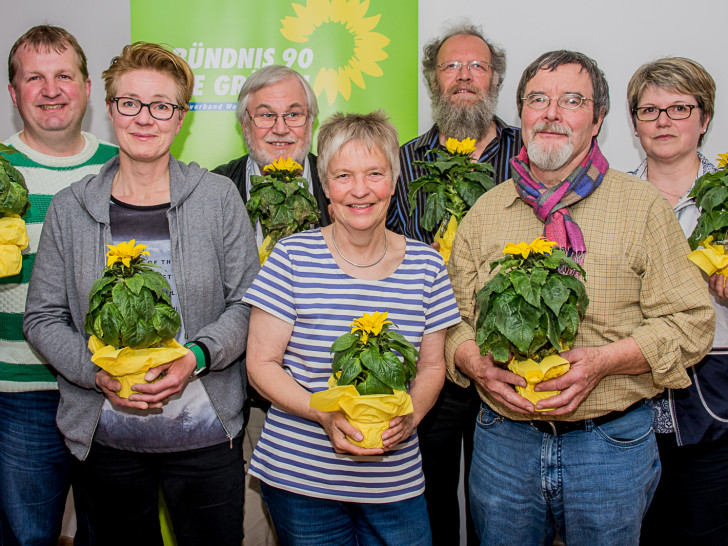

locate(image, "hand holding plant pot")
[[310, 311, 420, 448], [246, 157, 321, 264], [407, 137, 494, 263], [475, 237, 589, 409], [85, 240, 187, 398]]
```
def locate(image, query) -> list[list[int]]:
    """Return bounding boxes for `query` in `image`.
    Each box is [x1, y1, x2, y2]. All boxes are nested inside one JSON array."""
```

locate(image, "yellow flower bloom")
[[717, 153, 728, 169], [503, 241, 531, 258], [528, 236, 558, 255], [350, 311, 392, 342], [263, 157, 303, 176], [445, 137, 477, 156], [106, 240, 149, 268]]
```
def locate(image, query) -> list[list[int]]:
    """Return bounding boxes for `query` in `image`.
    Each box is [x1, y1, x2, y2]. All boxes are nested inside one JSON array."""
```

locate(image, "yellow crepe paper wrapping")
[[88, 335, 189, 398], [259, 234, 274, 265], [688, 236, 728, 277], [434, 215, 458, 265], [0, 216, 28, 277], [508, 354, 570, 411], [309, 375, 414, 449]]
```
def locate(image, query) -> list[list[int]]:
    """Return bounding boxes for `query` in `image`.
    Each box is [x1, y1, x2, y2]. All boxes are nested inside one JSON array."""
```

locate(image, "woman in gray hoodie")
[[23, 42, 258, 546]]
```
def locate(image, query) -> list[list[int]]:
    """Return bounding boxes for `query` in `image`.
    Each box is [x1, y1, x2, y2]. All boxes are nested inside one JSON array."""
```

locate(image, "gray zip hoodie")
[[24, 155, 259, 460]]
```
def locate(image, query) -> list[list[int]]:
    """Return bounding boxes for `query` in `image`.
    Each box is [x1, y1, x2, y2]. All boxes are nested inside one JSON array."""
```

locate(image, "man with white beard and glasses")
[[214, 64, 331, 236], [445, 50, 714, 545], [385, 24, 521, 545]]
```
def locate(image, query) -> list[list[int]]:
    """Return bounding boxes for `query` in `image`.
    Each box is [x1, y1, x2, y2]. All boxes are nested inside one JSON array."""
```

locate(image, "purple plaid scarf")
[[510, 138, 609, 265]]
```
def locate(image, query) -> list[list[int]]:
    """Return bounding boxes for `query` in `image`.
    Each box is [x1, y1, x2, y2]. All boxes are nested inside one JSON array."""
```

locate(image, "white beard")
[[526, 122, 573, 172]]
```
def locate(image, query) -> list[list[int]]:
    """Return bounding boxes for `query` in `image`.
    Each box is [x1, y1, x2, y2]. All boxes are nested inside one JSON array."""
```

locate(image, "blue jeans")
[[0, 391, 70, 546], [470, 403, 660, 546], [260, 482, 432, 546]]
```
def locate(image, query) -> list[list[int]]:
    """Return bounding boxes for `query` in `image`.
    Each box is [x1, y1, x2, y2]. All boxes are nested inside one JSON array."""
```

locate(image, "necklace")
[[331, 224, 388, 268]]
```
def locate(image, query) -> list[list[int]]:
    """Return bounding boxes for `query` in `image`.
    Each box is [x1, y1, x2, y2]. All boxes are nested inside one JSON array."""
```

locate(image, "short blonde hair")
[[102, 42, 194, 109], [317, 110, 400, 189], [627, 57, 715, 145]]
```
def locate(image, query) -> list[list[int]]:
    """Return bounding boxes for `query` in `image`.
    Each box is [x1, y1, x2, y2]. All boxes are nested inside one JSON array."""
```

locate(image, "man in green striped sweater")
[[0, 25, 116, 545]]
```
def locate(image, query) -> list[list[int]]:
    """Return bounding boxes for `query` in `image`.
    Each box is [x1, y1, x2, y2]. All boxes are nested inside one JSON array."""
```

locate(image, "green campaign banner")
[[130, 0, 418, 170]]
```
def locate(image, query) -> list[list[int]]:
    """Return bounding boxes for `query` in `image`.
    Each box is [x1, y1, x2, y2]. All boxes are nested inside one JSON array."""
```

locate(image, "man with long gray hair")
[[386, 24, 521, 545]]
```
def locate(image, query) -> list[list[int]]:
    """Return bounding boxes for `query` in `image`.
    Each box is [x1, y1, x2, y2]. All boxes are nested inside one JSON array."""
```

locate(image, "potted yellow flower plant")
[[407, 137, 494, 263], [476, 237, 589, 408], [246, 157, 321, 264], [687, 153, 728, 276], [85, 240, 187, 397], [0, 143, 30, 277], [309, 311, 420, 448]]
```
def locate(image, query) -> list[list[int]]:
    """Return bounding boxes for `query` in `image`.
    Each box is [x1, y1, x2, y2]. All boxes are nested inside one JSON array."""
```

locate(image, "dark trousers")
[[71, 437, 244, 546], [417, 380, 480, 545], [641, 433, 728, 545]]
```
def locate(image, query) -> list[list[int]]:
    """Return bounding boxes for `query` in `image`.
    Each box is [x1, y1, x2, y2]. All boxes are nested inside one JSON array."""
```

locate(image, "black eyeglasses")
[[522, 93, 593, 110], [632, 104, 697, 122], [247, 111, 308, 129], [437, 61, 493, 75], [111, 97, 183, 120]]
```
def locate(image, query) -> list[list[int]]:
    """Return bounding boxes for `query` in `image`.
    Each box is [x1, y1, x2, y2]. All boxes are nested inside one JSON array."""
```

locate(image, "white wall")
[[2, 0, 726, 172]]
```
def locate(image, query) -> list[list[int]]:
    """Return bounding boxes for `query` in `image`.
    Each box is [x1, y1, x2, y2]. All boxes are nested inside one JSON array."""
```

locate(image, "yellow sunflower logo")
[[280, 0, 390, 105]]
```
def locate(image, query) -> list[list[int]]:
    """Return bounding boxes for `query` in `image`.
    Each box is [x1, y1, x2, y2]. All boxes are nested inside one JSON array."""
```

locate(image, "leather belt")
[[527, 401, 644, 436]]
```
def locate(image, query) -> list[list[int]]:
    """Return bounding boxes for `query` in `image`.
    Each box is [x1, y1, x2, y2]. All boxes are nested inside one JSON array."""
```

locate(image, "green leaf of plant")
[[421, 188, 448, 232], [98, 302, 123, 348], [493, 292, 541, 355], [257, 185, 284, 208], [361, 346, 405, 390], [542, 275, 569, 316], [124, 274, 144, 295], [541, 311, 562, 352], [134, 288, 156, 320], [454, 179, 486, 208], [123, 318, 159, 349], [331, 332, 358, 353], [112, 282, 136, 331], [88, 275, 116, 301], [338, 355, 363, 386], [152, 303, 181, 340], [356, 372, 392, 395], [139, 270, 171, 300], [510, 269, 541, 308], [380, 351, 408, 390], [700, 186, 728, 215], [558, 303, 581, 345]]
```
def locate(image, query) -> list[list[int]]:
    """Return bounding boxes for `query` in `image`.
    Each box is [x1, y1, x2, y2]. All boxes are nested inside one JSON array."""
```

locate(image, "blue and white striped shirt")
[[243, 229, 461, 503]]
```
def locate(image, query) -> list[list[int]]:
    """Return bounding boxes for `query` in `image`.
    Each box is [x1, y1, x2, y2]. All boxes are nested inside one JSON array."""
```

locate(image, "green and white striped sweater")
[[0, 132, 117, 391]]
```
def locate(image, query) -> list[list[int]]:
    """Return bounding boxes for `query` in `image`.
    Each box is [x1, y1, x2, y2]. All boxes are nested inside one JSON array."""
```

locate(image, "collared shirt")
[[445, 169, 715, 421], [386, 118, 522, 244], [629, 152, 727, 352]]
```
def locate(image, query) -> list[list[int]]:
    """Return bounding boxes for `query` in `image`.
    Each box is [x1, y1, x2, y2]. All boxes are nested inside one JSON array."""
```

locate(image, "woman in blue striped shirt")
[[243, 111, 461, 545]]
